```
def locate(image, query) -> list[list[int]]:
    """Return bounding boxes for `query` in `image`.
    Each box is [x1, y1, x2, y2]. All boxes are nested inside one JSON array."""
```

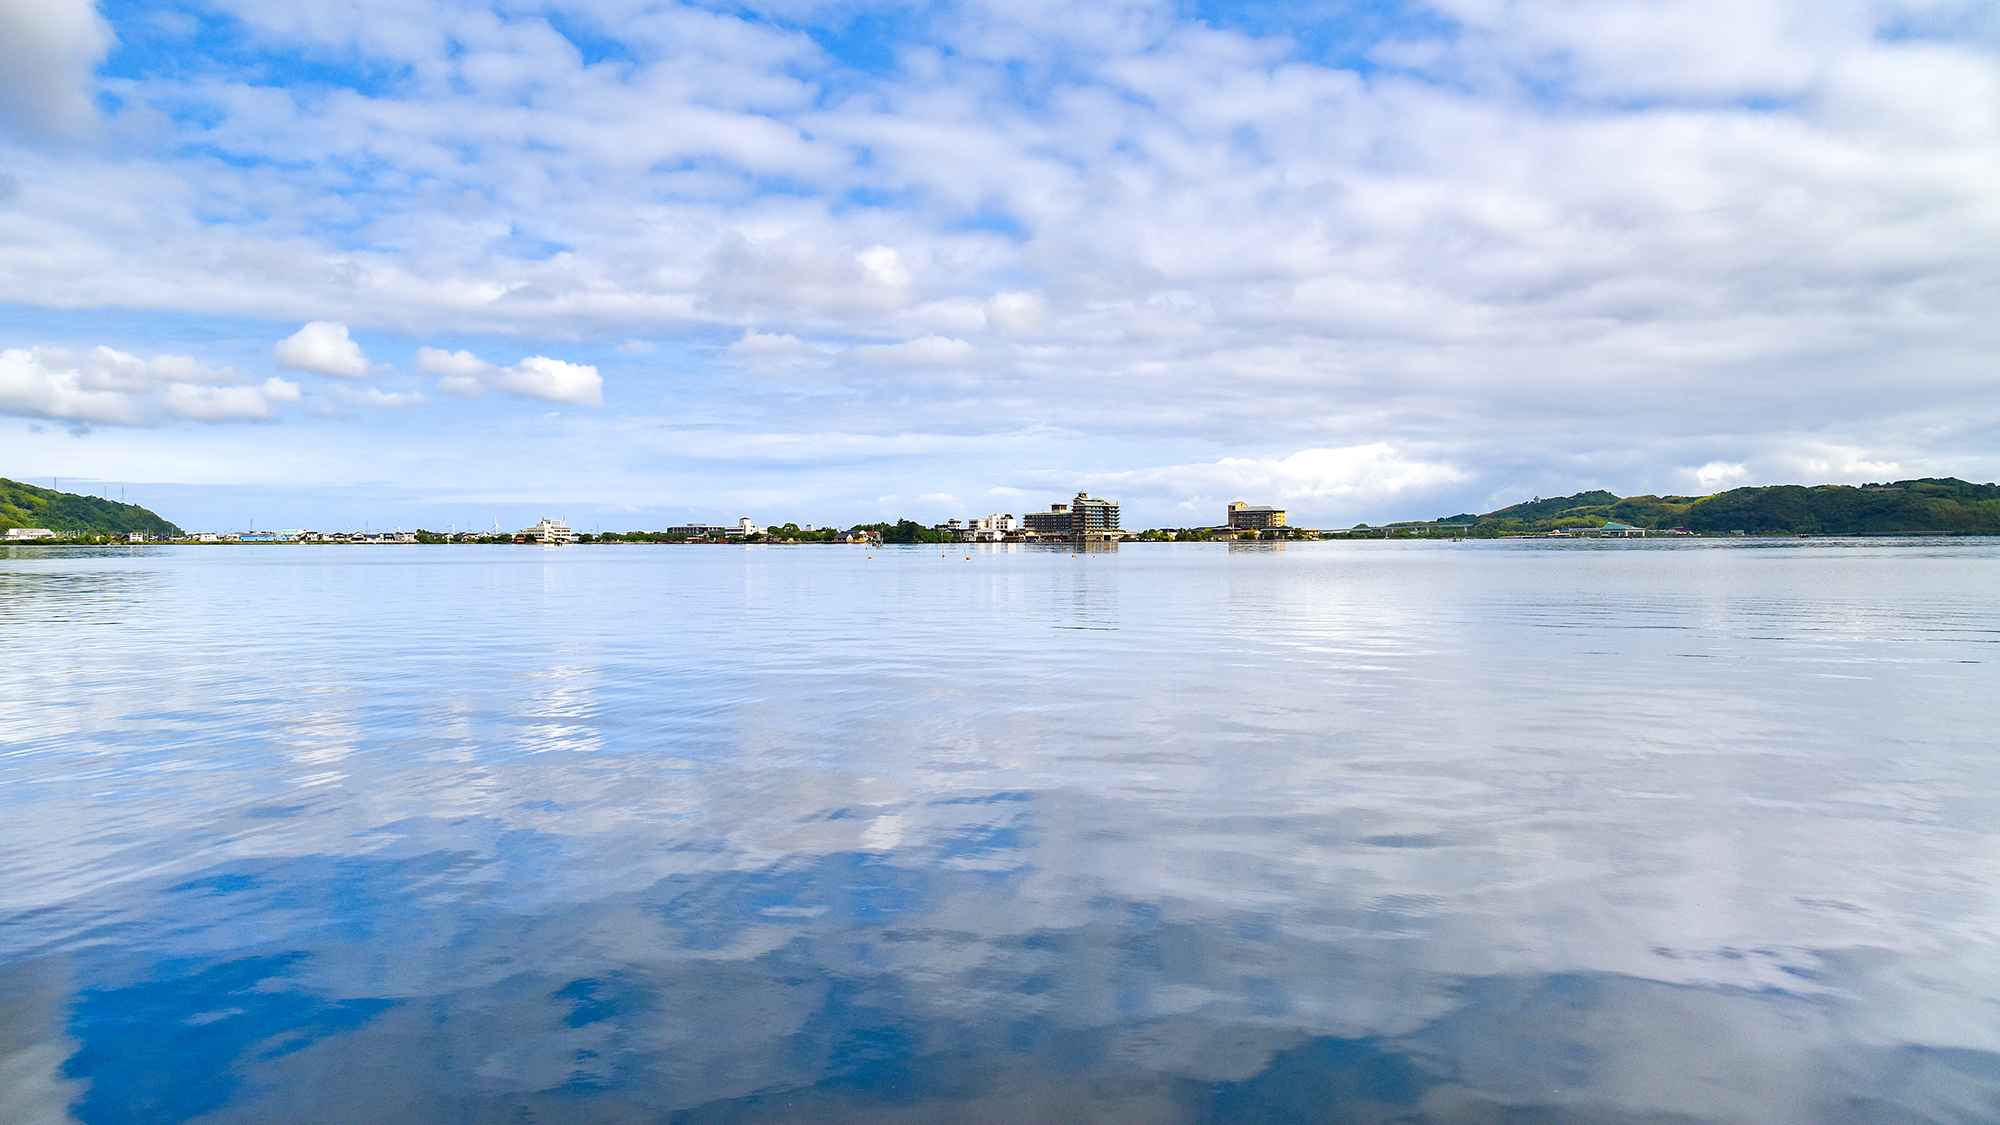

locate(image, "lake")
[[3, 539, 1997, 1124]]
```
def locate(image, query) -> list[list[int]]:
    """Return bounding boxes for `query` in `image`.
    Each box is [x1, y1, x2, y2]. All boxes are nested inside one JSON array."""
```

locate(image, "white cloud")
[[0, 347, 148, 425], [413, 347, 489, 377], [418, 346, 601, 406], [1694, 461, 1749, 489], [416, 346, 492, 389], [986, 291, 1048, 335], [176, 378, 301, 422], [492, 356, 602, 406], [0, 345, 295, 425], [846, 336, 978, 366], [1774, 444, 1903, 483], [1076, 445, 1470, 524], [328, 385, 427, 408], [701, 239, 917, 317], [727, 330, 821, 359], [0, 0, 111, 140], [856, 246, 913, 290], [274, 322, 371, 379]]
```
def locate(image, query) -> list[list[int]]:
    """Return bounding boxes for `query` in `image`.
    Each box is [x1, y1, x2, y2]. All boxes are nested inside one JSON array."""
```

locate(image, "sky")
[[1, 0, 1998, 532]]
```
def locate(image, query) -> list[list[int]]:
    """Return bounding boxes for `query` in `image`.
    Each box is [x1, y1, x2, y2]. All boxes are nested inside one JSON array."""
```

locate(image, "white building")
[[519, 518, 576, 544], [953, 514, 1020, 542], [4, 528, 55, 540]]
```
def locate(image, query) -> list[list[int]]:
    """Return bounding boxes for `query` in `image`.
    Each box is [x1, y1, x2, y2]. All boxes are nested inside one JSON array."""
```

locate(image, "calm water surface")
[[3, 539, 1998, 1124]]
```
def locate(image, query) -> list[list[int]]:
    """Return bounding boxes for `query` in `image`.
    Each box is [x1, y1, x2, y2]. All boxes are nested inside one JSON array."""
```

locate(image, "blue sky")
[[3, 0, 1999, 531]]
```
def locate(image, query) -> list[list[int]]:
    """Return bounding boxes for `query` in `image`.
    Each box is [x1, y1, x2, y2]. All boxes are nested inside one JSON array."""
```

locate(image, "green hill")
[[1417, 478, 2000, 537], [0, 478, 183, 538]]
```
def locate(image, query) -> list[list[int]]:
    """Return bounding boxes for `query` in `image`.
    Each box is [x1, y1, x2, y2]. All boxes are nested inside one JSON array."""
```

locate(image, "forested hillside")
[[1429, 478, 2000, 536], [0, 478, 183, 538]]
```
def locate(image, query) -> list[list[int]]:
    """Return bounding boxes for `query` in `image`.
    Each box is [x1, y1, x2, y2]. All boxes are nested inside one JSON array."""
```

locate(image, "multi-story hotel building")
[[1024, 493, 1120, 536], [1227, 502, 1286, 530]]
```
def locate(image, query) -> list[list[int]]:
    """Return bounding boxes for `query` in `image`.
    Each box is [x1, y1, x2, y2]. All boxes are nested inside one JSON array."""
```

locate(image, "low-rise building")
[[953, 514, 1019, 542], [5, 528, 56, 540]]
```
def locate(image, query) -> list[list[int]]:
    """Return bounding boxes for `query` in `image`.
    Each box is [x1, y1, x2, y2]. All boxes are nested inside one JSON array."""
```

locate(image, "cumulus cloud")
[[0, 0, 111, 140], [417, 346, 601, 406], [274, 322, 372, 379], [0, 346, 296, 425], [160, 377, 301, 421], [496, 356, 602, 406], [1694, 461, 1750, 489], [416, 346, 491, 397]]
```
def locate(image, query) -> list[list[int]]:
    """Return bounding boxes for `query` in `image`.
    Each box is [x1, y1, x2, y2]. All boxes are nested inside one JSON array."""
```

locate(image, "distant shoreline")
[[10, 531, 1997, 549]]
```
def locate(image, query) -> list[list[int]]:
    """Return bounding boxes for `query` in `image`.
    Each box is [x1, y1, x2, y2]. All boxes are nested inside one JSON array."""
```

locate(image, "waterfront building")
[[1072, 493, 1120, 534], [663, 523, 733, 539], [1227, 502, 1286, 530], [1023, 503, 1071, 534], [955, 514, 1019, 542], [1024, 494, 1121, 536], [5, 528, 55, 540], [519, 518, 577, 544]]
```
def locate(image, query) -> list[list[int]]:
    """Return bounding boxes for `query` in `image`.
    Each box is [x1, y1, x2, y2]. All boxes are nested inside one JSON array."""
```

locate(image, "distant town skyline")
[[4, 0, 1999, 531]]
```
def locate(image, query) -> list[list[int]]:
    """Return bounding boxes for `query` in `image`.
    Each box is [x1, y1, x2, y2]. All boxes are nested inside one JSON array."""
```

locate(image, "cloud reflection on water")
[[2, 542, 1998, 1123]]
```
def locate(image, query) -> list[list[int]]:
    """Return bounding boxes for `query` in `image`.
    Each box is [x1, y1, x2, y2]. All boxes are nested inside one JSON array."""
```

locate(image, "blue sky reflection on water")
[[3, 540, 2000, 1124]]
